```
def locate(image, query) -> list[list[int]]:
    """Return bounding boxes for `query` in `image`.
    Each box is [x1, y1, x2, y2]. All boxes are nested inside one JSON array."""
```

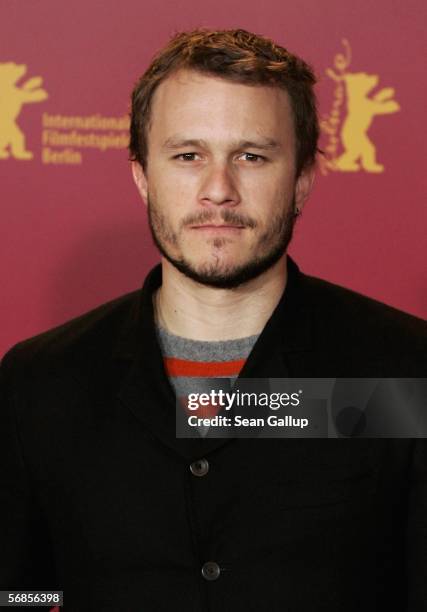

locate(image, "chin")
[[189, 243, 246, 262], [171, 254, 280, 290], [188, 255, 246, 276], [157, 234, 288, 289]]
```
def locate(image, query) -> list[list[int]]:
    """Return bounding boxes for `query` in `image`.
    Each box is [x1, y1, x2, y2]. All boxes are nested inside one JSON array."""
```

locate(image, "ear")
[[131, 161, 148, 205], [294, 164, 316, 214]]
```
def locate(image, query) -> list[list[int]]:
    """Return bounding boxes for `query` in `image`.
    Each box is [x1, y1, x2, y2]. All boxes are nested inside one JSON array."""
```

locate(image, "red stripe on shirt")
[[164, 357, 246, 377]]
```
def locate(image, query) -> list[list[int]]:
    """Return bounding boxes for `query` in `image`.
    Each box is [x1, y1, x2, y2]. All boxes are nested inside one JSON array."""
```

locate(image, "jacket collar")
[[116, 255, 314, 459], [113, 255, 312, 360]]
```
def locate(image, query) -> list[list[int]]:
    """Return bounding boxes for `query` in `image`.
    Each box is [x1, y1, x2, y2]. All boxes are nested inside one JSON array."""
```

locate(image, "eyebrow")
[[161, 137, 282, 151]]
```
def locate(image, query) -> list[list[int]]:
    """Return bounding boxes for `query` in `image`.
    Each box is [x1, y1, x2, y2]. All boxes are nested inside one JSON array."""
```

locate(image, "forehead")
[[148, 68, 294, 146]]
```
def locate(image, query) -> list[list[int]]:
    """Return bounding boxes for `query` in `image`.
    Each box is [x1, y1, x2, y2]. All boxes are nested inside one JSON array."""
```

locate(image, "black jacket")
[[1, 256, 426, 611]]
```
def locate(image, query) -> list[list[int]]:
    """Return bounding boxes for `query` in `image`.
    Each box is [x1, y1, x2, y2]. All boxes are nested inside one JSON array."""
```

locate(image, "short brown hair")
[[129, 28, 319, 177]]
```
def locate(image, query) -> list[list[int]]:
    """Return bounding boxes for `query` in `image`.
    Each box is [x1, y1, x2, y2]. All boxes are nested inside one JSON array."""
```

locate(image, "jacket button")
[[201, 561, 220, 581], [190, 458, 209, 477]]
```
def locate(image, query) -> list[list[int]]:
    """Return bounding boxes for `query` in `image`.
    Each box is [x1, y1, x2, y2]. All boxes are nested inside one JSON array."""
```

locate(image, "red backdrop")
[[1, 0, 426, 359]]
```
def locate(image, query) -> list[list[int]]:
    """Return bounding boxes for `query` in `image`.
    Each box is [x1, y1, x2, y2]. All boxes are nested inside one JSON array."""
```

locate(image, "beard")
[[147, 194, 298, 289]]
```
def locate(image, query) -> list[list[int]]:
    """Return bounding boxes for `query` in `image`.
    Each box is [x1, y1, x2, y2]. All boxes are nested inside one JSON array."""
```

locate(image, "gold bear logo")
[[320, 40, 400, 174], [0, 62, 48, 160]]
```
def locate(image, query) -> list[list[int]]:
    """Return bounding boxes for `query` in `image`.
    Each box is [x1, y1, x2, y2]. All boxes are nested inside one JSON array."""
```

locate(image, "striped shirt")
[[156, 325, 259, 436]]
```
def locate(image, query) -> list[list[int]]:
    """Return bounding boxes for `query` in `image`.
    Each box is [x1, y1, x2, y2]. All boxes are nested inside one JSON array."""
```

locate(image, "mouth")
[[190, 224, 246, 231]]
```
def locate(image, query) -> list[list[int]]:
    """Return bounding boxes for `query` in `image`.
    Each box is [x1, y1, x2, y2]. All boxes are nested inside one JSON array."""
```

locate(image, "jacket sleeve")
[[406, 438, 427, 610], [0, 347, 57, 593]]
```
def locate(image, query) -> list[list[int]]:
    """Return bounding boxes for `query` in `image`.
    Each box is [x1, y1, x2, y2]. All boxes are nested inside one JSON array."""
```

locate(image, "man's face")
[[133, 69, 314, 288]]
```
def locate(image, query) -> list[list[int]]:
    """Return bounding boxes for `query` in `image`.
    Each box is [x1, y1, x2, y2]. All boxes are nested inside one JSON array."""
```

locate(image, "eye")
[[240, 153, 266, 163], [173, 152, 200, 161]]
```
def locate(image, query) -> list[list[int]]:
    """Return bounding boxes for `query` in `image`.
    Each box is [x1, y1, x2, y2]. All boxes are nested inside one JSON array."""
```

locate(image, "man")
[[1, 28, 426, 611]]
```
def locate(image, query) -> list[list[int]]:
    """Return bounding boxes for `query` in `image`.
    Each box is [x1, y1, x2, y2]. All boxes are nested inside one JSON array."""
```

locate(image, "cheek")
[[244, 168, 294, 202], [244, 185, 292, 225], [150, 168, 194, 212], [267, 179, 295, 211]]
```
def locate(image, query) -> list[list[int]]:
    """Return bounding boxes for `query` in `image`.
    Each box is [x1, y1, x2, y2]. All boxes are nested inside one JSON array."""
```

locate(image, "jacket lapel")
[[115, 256, 315, 460]]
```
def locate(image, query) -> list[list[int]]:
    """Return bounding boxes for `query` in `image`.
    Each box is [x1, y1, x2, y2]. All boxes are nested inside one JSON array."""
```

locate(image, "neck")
[[154, 254, 288, 341]]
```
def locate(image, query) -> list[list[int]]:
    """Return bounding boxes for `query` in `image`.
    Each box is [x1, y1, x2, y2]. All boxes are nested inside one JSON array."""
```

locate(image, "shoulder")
[[298, 271, 427, 373], [302, 271, 426, 333], [1, 289, 141, 383]]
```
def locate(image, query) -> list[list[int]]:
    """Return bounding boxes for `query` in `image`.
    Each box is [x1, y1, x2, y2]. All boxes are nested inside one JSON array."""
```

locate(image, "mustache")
[[181, 209, 257, 229]]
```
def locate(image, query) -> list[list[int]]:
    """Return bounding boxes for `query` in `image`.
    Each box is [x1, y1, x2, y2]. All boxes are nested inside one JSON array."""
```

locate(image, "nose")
[[198, 162, 241, 207]]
